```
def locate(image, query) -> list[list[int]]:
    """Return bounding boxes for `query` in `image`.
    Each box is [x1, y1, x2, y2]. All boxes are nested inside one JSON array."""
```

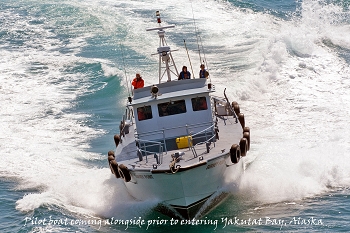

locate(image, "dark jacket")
[[199, 69, 209, 79], [178, 71, 191, 80]]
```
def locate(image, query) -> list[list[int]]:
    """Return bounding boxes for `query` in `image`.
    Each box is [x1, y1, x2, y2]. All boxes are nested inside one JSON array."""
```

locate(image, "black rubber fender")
[[243, 131, 250, 151], [238, 113, 245, 129], [240, 138, 248, 157], [108, 151, 115, 161], [233, 104, 240, 116], [118, 164, 131, 182], [109, 160, 121, 178], [243, 127, 250, 134], [230, 144, 241, 164], [114, 135, 120, 148]]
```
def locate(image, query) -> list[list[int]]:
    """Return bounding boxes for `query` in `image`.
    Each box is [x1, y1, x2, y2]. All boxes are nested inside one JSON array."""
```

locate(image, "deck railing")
[[190, 123, 217, 157], [137, 139, 164, 164], [135, 121, 216, 162]]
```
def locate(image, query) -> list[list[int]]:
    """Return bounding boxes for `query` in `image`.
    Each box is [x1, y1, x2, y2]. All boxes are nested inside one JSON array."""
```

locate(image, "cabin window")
[[191, 97, 208, 111], [158, 100, 186, 117], [137, 106, 153, 121]]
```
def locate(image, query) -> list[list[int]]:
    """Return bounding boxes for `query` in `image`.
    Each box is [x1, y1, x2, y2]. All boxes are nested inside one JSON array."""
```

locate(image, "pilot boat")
[[107, 12, 251, 219]]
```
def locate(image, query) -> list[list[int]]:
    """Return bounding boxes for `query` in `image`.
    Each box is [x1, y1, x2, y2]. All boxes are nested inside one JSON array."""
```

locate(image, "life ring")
[[238, 113, 245, 129], [109, 159, 121, 178], [114, 135, 120, 148], [118, 164, 131, 182], [240, 138, 248, 157], [230, 144, 241, 164], [243, 131, 250, 151]]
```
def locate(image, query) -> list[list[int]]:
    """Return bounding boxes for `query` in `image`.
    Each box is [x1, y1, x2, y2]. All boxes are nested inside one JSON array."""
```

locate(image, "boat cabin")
[[129, 78, 215, 154]]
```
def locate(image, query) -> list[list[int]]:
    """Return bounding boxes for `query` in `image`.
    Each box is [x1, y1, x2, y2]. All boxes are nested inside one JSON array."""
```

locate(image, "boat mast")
[[146, 11, 179, 83]]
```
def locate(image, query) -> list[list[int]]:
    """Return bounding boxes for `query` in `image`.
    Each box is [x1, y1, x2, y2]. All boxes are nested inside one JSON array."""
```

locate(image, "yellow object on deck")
[[176, 136, 193, 149]]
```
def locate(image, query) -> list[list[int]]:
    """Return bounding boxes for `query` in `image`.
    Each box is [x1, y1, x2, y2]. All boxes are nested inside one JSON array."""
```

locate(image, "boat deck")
[[116, 113, 243, 171]]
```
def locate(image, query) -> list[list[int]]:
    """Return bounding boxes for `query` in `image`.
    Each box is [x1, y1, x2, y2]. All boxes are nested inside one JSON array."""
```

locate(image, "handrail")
[[135, 121, 216, 160], [190, 123, 216, 156], [137, 138, 164, 164], [191, 123, 215, 137]]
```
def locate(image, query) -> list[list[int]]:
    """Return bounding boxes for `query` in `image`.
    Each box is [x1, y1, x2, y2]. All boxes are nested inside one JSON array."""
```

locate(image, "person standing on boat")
[[178, 66, 191, 80], [199, 64, 209, 79], [132, 73, 144, 89]]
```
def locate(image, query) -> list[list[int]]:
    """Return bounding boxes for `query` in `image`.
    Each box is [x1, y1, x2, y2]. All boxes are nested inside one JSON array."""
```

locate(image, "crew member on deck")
[[199, 64, 209, 79], [178, 66, 191, 80], [132, 73, 144, 89]]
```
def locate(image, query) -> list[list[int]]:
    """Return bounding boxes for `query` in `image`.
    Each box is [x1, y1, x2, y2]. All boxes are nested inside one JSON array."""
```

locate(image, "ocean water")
[[1, 0, 350, 232]]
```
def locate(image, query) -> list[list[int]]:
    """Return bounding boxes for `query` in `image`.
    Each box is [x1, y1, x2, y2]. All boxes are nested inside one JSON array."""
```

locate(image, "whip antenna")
[[184, 39, 195, 78], [120, 43, 131, 98], [191, 1, 202, 63], [199, 35, 210, 81]]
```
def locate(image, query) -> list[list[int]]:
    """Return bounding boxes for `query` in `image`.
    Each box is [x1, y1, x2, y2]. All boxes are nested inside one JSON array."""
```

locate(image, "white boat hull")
[[122, 154, 245, 217]]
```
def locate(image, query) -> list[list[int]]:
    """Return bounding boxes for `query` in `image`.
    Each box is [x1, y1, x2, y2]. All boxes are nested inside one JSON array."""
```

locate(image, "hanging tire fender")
[[233, 104, 240, 116], [231, 101, 238, 107], [238, 113, 245, 129], [243, 127, 250, 134], [114, 135, 120, 148], [230, 144, 241, 164], [240, 138, 248, 157], [109, 160, 121, 178], [108, 150, 115, 161], [118, 164, 131, 182], [243, 131, 250, 151]]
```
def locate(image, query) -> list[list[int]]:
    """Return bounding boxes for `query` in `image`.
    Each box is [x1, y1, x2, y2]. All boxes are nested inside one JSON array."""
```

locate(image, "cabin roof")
[[130, 78, 214, 106]]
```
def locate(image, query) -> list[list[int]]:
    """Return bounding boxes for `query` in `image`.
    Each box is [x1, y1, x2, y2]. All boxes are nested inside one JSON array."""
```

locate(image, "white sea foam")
[[0, 1, 157, 220], [226, 0, 350, 203]]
